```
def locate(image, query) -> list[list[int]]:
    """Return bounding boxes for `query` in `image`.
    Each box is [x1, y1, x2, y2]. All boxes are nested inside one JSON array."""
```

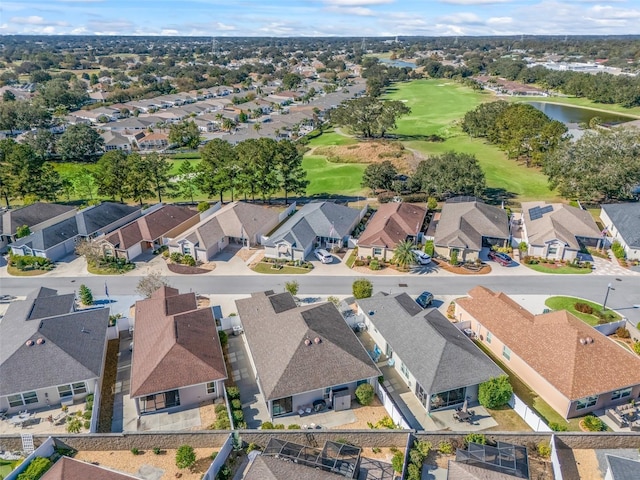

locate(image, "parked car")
[[314, 248, 333, 264], [488, 250, 512, 266], [412, 250, 432, 265], [416, 291, 434, 309]]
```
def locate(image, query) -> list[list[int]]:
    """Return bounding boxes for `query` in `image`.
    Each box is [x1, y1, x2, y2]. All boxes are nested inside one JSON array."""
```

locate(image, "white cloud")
[[323, 0, 393, 5], [214, 22, 236, 31], [438, 12, 484, 24], [487, 16, 513, 25], [10, 16, 68, 26], [326, 6, 376, 15], [439, 0, 511, 5]]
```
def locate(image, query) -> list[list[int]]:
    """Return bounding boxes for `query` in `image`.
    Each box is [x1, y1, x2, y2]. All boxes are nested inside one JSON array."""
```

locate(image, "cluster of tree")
[[361, 152, 486, 200], [330, 96, 411, 138], [543, 128, 640, 202], [168, 120, 200, 149], [462, 101, 567, 166], [361, 57, 417, 97]]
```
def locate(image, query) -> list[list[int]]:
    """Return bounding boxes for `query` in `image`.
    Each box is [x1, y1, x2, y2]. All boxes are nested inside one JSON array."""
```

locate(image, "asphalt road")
[[3, 274, 640, 323]]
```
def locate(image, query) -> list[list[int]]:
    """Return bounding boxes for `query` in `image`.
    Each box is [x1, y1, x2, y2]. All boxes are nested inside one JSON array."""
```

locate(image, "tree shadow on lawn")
[[390, 133, 448, 142], [306, 193, 368, 204], [484, 187, 516, 206]]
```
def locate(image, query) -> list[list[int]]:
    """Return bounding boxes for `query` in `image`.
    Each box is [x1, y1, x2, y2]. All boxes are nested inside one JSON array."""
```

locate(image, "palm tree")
[[392, 240, 417, 271], [253, 123, 262, 134]]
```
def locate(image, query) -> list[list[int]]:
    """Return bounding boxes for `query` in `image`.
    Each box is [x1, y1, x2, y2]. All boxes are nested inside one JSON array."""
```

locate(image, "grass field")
[[545, 296, 621, 326], [302, 156, 367, 197], [524, 263, 591, 274]]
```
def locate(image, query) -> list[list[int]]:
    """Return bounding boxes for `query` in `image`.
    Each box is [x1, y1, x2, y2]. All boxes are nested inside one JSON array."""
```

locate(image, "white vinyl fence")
[[508, 394, 552, 432], [202, 433, 234, 480], [374, 381, 412, 430], [550, 435, 564, 480]]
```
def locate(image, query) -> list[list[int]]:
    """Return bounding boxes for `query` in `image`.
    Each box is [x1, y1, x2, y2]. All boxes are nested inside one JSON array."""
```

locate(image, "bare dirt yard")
[[330, 397, 392, 430], [314, 140, 422, 172]]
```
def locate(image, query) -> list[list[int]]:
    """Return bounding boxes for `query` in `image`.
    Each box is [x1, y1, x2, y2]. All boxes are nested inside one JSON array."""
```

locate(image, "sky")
[[1, 0, 640, 37]]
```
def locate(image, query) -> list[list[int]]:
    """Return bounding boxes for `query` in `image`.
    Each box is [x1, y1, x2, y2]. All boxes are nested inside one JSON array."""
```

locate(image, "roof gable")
[[358, 203, 426, 249], [602, 203, 640, 248], [522, 202, 601, 249]]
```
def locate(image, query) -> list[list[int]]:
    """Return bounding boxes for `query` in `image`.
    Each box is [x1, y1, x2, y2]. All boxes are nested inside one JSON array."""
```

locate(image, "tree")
[[126, 152, 154, 205], [391, 451, 404, 474], [79, 284, 94, 306], [411, 152, 486, 200], [175, 445, 196, 470], [56, 124, 104, 162], [282, 72, 302, 90], [144, 152, 172, 202], [276, 140, 308, 204], [478, 375, 513, 409], [72, 168, 98, 201], [330, 96, 410, 138], [352, 278, 373, 299], [285, 280, 299, 296], [173, 160, 199, 204], [197, 139, 237, 202], [427, 197, 438, 211], [168, 120, 200, 149], [16, 225, 31, 238], [361, 160, 397, 195], [37, 162, 64, 201], [23, 129, 55, 160], [136, 272, 169, 298], [38, 77, 89, 110], [94, 151, 129, 202], [543, 128, 640, 202], [355, 383, 374, 406], [0, 139, 44, 201], [392, 240, 417, 270]]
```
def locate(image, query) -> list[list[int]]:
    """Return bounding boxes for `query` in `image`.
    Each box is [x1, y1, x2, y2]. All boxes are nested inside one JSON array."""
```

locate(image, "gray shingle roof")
[[236, 292, 380, 401], [11, 216, 78, 250], [265, 202, 360, 250], [0, 288, 108, 396], [434, 198, 509, 251], [521, 202, 600, 249], [76, 202, 140, 236], [245, 456, 341, 480], [602, 203, 640, 249], [605, 455, 640, 480], [2, 203, 75, 236], [357, 293, 503, 394]]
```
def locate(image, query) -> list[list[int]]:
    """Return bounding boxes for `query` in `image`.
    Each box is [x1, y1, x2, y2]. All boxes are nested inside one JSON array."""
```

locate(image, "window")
[[72, 382, 87, 395], [23, 391, 38, 404], [9, 392, 38, 407], [8, 394, 23, 408], [486, 331, 492, 344], [502, 346, 511, 361], [576, 395, 598, 410], [611, 388, 632, 400], [58, 385, 73, 398], [373, 248, 382, 256], [356, 380, 368, 387], [401, 362, 409, 379], [206, 382, 216, 395], [183, 246, 191, 255], [548, 245, 558, 256]]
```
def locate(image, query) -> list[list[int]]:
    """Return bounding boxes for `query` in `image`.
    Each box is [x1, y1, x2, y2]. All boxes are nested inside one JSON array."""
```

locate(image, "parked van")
[[314, 249, 333, 264]]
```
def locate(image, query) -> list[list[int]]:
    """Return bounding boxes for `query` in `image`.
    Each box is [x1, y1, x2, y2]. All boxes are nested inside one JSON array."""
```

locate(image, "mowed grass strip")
[[545, 296, 621, 326], [302, 155, 367, 197]]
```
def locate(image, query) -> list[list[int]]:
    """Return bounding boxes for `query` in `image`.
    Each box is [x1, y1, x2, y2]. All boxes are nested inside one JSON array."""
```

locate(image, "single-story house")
[[357, 202, 427, 261], [431, 197, 510, 262], [357, 292, 502, 414], [0, 202, 76, 250], [235, 291, 380, 420], [10, 202, 141, 261], [42, 456, 140, 480], [0, 287, 109, 414], [130, 286, 227, 415], [600, 203, 640, 260], [136, 132, 170, 151], [168, 201, 282, 262], [520, 202, 602, 260], [456, 286, 640, 419], [94, 204, 200, 261], [264, 202, 363, 261], [447, 441, 530, 479], [101, 131, 132, 152]]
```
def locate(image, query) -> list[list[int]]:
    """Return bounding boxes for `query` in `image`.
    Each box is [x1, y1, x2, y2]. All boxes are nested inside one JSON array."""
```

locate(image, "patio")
[[0, 402, 87, 435], [601, 403, 640, 432]]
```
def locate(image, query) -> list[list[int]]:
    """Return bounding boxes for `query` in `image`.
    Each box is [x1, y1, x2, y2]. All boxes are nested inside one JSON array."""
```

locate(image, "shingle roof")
[[130, 286, 227, 398], [601, 203, 640, 249], [358, 203, 427, 249], [357, 293, 502, 394], [76, 202, 140, 236], [0, 289, 108, 396], [11, 216, 78, 250], [521, 202, 601, 249], [264, 202, 360, 250], [2, 203, 75, 236], [434, 198, 509, 251], [605, 455, 640, 480], [235, 292, 380, 401], [42, 457, 139, 480], [457, 287, 640, 400], [447, 461, 522, 480], [245, 456, 340, 480]]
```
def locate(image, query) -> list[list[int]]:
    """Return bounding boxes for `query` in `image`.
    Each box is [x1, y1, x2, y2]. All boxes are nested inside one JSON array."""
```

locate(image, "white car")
[[412, 250, 432, 265], [314, 249, 333, 264]]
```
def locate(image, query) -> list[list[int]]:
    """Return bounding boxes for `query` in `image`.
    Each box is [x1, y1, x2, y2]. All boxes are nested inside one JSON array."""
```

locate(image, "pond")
[[528, 102, 636, 125], [378, 58, 416, 69]]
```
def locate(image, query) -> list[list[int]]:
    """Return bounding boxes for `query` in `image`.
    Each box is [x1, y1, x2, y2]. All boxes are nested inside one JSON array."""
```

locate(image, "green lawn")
[[545, 296, 621, 326], [307, 127, 358, 147], [302, 155, 367, 197], [252, 263, 312, 274], [475, 341, 581, 431], [524, 263, 591, 274]]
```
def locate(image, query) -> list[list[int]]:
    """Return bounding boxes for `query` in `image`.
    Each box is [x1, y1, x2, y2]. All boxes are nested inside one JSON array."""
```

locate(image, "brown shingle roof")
[[130, 286, 227, 397], [457, 287, 640, 400], [42, 457, 138, 480], [521, 202, 601, 249], [358, 202, 427, 249]]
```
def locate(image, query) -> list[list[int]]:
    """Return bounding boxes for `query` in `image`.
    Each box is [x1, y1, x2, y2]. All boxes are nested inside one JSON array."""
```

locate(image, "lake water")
[[378, 58, 417, 69], [528, 102, 635, 125]]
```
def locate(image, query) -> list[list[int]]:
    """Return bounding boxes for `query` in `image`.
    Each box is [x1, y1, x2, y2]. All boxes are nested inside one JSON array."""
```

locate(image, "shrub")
[[153, 447, 162, 455], [197, 201, 210, 213], [217, 465, 231, 480], [218, 330, 228, 348], [409, 448, 425, 466], [83, 410, 92, 420], [355, 383, 375, 406], [16, 225, 31, 239], [438, 441, 454, 455], [170, 252, 183, 263], [549, 422, 568, 432], [182, 254, 196, 266], [213, 415, 231, 430], [616, 327, 630, 339], [215, 404, 228, 415], [464, 433, 486, 446], [427, 197, 438, 211], [611, 241, 626, 259], [406, 463, 421, 480], [582, 415, 606, 432], [226, 386, 240, 400], [131, 448, 140, 455], [424, 240, 434, 256], [273, 423, 285, 429], [79, 284, 93, 305], [450, 249, 459, 266], [246, 442, 260, 452], [287, 424, 301, 429], [284, 280, 299, 296], [83, 420, 90, 429], [374, 416, 397, 429], [16, 457, 52, 480], [537, 442, 551, 458], [176, 445, 196, 469], [66, 417, 82, 433], [478, 375, 513, 409], [391, 451, 405, 474], [633, 342, 640, 355], [352, 278, 373, 299], [369, 259, 380, 271], [231, 399, 242, 410], [372, 447, 381, 454], [574, 302, 594, 314], [261, 421, 274, 430], [232, 409, 244, 425]]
